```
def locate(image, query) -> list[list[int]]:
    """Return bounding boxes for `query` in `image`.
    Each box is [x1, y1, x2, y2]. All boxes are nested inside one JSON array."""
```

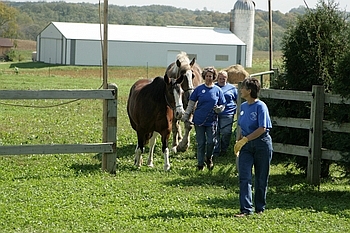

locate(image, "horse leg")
[[134, 134, 144, 168], [177, 118, 194, 152], [134, 145, 143, 168], [161, 134, 171, 171], [172, 119, 182, 153], [147, 132, 158, 168]]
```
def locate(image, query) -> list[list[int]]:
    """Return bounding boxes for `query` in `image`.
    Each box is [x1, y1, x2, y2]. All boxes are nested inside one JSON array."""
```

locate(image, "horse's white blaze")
[[185, 69, 194, 89], [147, 132, 158, 168], [163, 147, 170, 171], [173, 90, 184, 117]]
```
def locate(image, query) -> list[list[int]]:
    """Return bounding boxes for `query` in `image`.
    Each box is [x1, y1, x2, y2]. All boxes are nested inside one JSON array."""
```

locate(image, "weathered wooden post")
[[307, 85, 325, 185], [235, 82, 243, 173], [102, 83, 117, 173]]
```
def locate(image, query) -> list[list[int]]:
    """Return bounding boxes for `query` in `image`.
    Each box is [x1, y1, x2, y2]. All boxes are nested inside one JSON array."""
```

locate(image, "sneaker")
[[234, 212, 250, 218]]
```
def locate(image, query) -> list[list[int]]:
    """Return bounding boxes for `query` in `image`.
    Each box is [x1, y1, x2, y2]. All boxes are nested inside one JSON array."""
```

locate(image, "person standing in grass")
[[234, 77, 273, 217], [182, 66, 226, 171], [213, 70, 238, 157]]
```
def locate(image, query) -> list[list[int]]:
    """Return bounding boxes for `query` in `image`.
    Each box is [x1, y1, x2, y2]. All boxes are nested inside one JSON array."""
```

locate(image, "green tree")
[[0, 2, 19, 38], [281, 0, 349, 92], [270, 0, 350, 177]]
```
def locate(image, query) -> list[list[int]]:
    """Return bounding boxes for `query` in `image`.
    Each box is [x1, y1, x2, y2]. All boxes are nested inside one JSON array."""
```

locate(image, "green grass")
[[0, 62, 349, 232]]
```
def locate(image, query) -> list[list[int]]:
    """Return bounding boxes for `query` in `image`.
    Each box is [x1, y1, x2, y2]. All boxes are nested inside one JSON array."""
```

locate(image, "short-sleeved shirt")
[[215, 83, 238, 116], [238, 100, 272, 136], [190, 84, 226, 126]]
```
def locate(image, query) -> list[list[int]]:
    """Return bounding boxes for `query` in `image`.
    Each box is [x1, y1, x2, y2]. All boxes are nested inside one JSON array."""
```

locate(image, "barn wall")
[[74, 40, 102, 66], [107, 41, 246, 68], [38, 38, 62, 64], [37, 23, 63, 64], [37, 23, 246, 68]]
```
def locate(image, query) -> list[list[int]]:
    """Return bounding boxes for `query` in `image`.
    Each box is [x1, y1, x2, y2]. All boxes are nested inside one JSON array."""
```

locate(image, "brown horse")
[[164, 51, 203, 152], [127, 75, 184, 171]]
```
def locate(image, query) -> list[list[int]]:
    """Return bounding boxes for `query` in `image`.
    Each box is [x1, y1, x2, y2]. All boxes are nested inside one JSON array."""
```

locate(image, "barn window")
[[215, 55, 229, 61]]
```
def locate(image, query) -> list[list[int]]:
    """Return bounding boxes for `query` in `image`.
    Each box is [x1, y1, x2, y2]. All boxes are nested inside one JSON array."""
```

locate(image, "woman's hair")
[[218, 70, 228, 78], [242, 77, 260, 98], [202, 66, 218, 80]]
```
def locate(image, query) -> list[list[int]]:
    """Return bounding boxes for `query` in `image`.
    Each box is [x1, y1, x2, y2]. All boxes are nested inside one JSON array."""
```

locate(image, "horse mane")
[[142, 76, 166, 103], [176, 51, 190, 65], [167, 52, 191, 78]]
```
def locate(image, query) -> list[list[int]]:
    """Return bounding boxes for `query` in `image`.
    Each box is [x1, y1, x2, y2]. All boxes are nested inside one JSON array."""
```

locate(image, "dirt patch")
[[15, 39, 36, 51]]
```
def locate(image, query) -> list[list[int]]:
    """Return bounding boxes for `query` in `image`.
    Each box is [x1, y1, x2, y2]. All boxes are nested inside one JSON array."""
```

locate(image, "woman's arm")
[[246, 127, 266, 141]]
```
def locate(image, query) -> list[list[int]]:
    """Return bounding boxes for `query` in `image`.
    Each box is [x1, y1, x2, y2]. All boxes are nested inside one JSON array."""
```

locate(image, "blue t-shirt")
[[190, 84, 226, 126], [238, 100, 272, 136], [215, 83, 238, 116]]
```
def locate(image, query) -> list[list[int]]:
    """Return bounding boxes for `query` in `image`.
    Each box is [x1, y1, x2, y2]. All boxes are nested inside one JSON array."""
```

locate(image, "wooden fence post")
[[102, 83, 118, 173], [235, 82, 243, 173], [307, 85, 325, 185]]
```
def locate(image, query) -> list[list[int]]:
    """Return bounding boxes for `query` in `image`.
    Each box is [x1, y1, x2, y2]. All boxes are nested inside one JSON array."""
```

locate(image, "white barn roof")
[[51, 22, 245, 46]]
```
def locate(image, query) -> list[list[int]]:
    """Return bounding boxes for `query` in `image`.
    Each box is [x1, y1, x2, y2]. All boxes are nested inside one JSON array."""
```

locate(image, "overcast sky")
[[9, 0, 349, 13]]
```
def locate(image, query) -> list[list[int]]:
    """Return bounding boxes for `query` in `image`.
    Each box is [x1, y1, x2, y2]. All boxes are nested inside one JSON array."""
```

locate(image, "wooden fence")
[[0, 84, 118, 173], [236, 80, 350, 185]]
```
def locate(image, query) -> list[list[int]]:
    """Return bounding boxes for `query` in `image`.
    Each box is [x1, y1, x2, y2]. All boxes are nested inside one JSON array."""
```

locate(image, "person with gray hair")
[[213, 70, 238, 157]]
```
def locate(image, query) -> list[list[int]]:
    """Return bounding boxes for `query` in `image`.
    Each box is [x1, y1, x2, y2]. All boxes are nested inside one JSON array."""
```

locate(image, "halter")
[[164, 81, 183, 110]]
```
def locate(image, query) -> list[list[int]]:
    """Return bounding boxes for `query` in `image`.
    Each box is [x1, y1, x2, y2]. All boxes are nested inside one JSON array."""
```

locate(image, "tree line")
[[0, 1, 313, 51]]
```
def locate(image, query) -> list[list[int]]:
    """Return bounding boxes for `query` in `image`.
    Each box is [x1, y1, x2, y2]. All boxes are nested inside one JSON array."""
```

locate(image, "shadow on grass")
[[9, 62, 65, 69], [69, 163, 101, 174], [117, 144, 136, 159], [162, 162, 350, 217], [135, 208, 235, 220]]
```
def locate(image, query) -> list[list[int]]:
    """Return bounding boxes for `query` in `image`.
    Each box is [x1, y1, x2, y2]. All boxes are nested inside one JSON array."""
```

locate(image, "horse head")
[[164, 74, 185, 120]]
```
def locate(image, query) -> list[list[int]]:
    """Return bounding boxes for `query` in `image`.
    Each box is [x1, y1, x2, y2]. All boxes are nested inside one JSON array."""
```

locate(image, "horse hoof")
[[147, 163, 154, 168], [176, 145, 188, 153], [164, 164, 171, 171], [172, 146, 177, 154]]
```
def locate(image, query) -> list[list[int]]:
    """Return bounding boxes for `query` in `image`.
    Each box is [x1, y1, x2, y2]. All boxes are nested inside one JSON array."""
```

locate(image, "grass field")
[[0, 61, 349, 232]]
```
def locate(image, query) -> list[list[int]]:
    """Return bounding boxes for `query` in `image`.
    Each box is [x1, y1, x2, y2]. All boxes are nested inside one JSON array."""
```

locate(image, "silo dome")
[[233, 0, 255, 11], [230, 0, 255, 67]]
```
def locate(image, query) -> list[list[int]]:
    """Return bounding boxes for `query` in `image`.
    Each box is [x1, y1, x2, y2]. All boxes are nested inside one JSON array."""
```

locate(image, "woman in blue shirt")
[[214, 70, 238, 156], [182, 67, 226, 171], [234, 77, 273, 217]]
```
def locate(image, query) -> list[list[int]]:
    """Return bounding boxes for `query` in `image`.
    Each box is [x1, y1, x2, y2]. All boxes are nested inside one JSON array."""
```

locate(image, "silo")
[[230, 0, 255, 67]]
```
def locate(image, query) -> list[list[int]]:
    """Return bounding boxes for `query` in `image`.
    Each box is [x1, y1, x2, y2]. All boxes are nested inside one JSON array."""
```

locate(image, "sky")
[[9, 0, 349, 13]]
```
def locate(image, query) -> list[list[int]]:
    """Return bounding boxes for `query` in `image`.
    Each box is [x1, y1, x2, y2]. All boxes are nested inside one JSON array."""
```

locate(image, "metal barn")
[[37, 22, 246, 68]]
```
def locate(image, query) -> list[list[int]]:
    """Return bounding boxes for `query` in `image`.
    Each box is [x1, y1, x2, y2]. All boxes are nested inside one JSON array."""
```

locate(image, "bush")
[[271, 0, 350, 177]]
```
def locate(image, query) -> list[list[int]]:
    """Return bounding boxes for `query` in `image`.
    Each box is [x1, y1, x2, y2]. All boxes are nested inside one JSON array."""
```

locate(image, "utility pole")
[[268, 0, 273, 71], [102, 0, 108, 170]]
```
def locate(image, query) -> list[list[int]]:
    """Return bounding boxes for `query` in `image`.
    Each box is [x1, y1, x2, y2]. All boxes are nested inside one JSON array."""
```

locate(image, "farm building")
[[36, 22, 247, 68], [36, 0, 255, 68], [0, 38, 13, 59]]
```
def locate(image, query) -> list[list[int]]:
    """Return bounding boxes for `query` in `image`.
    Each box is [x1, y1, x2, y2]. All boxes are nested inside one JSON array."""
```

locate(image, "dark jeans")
[[238, 132, 273, 214], [195, 124, 216, 166], [214, 114, 234, 155]]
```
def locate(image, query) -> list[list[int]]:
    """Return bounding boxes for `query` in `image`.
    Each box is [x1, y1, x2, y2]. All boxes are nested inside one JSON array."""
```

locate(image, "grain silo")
[[230, 0, 255, 67]]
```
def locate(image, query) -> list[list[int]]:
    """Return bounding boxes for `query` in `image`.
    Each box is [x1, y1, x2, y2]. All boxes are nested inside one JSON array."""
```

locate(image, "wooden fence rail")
[[0, 85, 118, 173], [261, 86, 350, 185], [236, 80, 350, 185]]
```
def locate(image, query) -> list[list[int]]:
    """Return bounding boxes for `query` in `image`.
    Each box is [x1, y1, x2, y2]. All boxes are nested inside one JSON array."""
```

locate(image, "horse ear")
[[176, 59, 181, 67], [176, 75, 184, 84], [190, 57, 196, 67], [164, 73, 170, 84]]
